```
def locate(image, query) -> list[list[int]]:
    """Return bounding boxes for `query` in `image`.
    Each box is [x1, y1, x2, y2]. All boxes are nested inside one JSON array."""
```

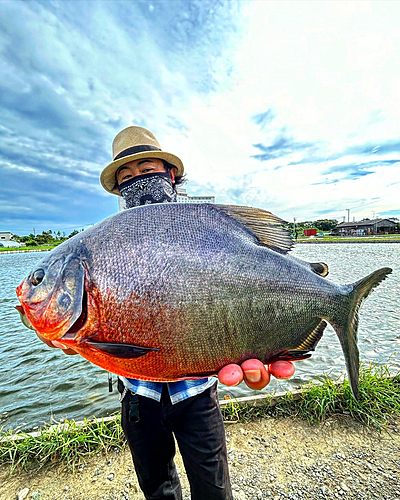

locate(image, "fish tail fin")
[[333, 267, 392, 400]]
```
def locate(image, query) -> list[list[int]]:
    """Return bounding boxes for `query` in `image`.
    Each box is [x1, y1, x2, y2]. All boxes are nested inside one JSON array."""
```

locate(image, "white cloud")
[[0, 0, 399, 233], [157, 1, 400, 222]]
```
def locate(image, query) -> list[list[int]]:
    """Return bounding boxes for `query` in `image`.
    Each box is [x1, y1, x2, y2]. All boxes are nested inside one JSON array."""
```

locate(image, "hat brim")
[[100, 151, 184, 195]]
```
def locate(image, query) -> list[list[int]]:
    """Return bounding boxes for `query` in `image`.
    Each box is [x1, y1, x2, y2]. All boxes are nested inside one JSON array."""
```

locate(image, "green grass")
[[0, 414, 125, 472], [1, 364, 399, 472], [0, 245, 56, 252], [274, 364, 399, 428], [296, 234, 400, 243], [221, 363, 400, 430]]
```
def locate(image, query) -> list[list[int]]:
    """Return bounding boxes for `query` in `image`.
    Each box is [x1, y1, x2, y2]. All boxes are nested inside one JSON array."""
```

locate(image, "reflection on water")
[[0, 244, 399, 431]]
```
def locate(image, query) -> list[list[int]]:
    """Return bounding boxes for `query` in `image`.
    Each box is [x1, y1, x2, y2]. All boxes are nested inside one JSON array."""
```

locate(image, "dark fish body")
[[16, 204, 392, 398]]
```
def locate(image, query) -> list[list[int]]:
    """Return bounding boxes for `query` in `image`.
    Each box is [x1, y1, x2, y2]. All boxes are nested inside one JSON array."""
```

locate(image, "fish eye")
[[31, 269, 45, 286]]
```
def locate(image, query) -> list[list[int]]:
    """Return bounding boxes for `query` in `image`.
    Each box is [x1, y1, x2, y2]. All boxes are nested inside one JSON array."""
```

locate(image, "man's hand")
[[35, 331, 78, 355], [218, 359, 295, 390]]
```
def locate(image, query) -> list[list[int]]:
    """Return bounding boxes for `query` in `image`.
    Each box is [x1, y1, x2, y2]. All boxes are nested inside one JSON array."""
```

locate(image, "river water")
[[1, 244, 399, 431]]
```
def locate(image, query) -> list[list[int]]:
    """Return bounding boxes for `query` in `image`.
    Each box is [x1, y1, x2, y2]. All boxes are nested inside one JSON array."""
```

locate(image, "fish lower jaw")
[[61, 332, 79, 340]]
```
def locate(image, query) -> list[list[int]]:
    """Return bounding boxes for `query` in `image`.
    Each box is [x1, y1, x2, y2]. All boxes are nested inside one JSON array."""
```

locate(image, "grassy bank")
[[1, 364, 399, 472], [1, 235, 400, 253], [295, 234, 400, 243], [222, 364, 399, 429], [0, 416, 125, 473], [0, 245, 56, 253]]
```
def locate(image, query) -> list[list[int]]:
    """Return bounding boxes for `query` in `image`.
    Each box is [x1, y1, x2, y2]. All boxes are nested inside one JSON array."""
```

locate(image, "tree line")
[[286, 217, 400, 235], [12, 229, 84, 247], [286, 219, 339, 233]]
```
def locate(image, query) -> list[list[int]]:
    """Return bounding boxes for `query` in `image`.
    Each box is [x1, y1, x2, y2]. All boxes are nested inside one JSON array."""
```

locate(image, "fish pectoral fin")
[[85, 340, 159, 359], [310, 262, 329, 277], [271, 320, 327, 362], [217, 205, 293, 254]]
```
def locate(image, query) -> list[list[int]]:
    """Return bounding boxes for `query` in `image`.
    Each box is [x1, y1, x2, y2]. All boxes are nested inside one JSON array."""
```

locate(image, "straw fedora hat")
[[100, 126, 184, 195]]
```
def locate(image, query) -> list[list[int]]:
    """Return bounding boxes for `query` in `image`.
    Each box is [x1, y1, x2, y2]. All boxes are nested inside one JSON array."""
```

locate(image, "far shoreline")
[[0, 248, 52, 254], [295, 239, 400, 244], [2, 239, 400, 255]]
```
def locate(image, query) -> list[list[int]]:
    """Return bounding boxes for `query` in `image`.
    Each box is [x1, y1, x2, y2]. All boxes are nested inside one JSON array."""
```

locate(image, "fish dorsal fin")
[[217, 205, 293, 254], [310, 262, 329, 277]]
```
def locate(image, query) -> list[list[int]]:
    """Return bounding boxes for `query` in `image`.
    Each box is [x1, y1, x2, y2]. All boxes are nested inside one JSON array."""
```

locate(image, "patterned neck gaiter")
[[119, 172, 177, 208]]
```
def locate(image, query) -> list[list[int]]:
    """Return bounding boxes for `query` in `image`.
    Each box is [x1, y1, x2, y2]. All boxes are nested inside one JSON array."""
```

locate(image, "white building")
[[118, 187, 215, 211], [0, 241, 23, 248], [0, 232, 22, 247], [118, 196, 126, 211], [176, 188, 215, 204], [0, 232, 13, 241]]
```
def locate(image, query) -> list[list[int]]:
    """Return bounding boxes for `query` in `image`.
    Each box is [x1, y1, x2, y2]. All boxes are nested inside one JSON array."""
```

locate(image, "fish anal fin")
[[293, 320, 327, 352], [217, 205, 293, 254], [273, 351, 312, 362], [270, 320, 327, 363], [85, 340, 159, 359]]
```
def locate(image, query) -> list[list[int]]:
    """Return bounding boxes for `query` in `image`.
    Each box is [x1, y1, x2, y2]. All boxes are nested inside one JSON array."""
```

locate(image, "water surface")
[[0, 244, 399, 431]]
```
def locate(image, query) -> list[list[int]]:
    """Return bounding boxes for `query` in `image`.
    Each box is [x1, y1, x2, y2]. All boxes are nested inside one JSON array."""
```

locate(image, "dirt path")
[[1, 415, 399, 500]]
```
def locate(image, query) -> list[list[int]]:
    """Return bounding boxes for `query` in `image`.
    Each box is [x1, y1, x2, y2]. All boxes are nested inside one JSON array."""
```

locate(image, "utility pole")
[[346, 209, 350, 222], [293, 217, 297, 241]]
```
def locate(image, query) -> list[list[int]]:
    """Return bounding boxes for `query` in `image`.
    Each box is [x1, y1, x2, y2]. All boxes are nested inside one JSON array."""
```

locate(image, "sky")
[[1, 0, 399, 236]]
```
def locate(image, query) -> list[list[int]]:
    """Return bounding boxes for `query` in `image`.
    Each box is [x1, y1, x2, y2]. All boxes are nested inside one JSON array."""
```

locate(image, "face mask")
[[119, 171, 177, 209]]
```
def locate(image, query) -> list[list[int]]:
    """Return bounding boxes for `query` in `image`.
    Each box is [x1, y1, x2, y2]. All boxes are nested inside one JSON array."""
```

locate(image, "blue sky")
[[1, 0, 399, 235]]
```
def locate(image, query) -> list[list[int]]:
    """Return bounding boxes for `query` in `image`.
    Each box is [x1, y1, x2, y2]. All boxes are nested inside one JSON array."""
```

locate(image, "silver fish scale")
[[63, 204, 343, 363]]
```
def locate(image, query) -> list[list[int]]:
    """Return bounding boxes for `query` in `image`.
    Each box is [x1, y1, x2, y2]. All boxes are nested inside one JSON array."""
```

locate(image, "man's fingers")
[[241, 359, 270, 390], [218, 364, 244, 386], [269, 360, 295, 379], [218, 359, 295, 388]]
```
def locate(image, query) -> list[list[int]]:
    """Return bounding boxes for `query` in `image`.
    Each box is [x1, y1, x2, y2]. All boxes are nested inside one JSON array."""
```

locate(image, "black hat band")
[[114, 145, 161, 161]]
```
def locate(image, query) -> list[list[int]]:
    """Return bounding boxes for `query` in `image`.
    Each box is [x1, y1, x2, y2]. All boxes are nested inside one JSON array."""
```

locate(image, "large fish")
[[16, 204, 392, 399]]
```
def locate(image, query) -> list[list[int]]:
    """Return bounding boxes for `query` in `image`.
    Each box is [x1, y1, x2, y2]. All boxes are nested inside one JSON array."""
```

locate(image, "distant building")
[[0, 232, 23, 247], [0, 232, 13, 241], [176, 188, 215, 204], [118, 187, 215, 211], [331, 218, 397, 236], [0, 241, 23, 248], [118, 196, 126, 211]]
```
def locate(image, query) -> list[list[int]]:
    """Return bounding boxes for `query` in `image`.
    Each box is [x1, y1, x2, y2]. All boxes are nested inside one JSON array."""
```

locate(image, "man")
[[99, 126, 295, 499], [42, 126, 295, 500]]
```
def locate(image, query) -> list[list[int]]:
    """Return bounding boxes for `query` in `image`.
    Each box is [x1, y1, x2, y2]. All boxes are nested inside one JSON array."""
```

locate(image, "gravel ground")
[[2, 414, 399, 500]]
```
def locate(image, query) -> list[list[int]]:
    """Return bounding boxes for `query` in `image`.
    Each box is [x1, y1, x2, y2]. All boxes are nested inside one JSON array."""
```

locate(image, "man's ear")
[[169, 168, 177, 184]]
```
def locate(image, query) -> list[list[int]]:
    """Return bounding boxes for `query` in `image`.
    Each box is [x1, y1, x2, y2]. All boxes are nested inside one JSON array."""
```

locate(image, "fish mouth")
[[15, 304, 36, 330], [61, 289, 88, 340]]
